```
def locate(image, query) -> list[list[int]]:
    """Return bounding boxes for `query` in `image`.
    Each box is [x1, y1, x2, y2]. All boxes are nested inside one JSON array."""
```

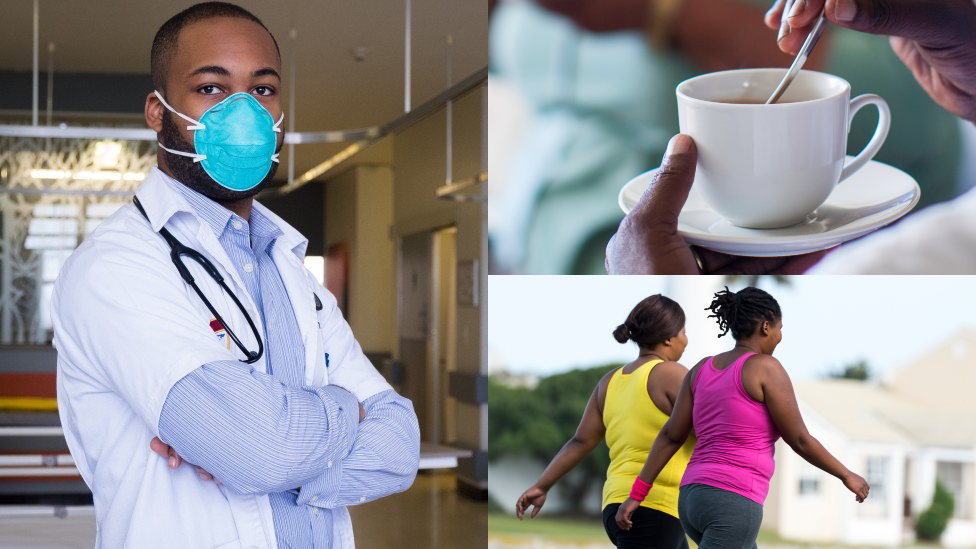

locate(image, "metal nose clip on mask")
[[154, 90, 284, 192]]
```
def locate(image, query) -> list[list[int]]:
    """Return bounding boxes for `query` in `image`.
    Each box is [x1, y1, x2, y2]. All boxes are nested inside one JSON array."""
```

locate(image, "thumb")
[[629, 134, 697, 228]]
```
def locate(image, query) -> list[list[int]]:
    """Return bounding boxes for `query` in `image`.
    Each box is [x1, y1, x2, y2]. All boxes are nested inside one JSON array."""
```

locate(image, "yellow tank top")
[[602, 360, 696, 518]]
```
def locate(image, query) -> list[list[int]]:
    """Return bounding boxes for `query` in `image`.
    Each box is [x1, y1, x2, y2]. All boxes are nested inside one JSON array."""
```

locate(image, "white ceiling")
[[0, 0, 489, 178]]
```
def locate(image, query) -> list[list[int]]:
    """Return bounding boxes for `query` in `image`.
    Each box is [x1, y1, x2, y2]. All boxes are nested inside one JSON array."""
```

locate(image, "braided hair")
[[705, 286, 781, 339], [613, 294, 685, 349]]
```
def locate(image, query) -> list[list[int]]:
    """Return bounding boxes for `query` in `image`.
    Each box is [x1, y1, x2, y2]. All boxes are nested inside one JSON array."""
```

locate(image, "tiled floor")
[[0, 510, 94, 549], [350, 473, 487, 548], [0, 472, 486, 548]]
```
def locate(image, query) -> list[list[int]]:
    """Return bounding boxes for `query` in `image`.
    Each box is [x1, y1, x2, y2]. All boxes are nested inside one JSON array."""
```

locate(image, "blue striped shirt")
[[157, 179, 419, 548]]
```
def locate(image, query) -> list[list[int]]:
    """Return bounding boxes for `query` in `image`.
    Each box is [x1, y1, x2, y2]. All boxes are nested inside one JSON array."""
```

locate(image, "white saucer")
[[618, 158, 920, 257]]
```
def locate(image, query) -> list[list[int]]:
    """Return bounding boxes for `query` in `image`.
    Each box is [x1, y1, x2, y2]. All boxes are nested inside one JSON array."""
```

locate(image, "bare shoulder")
[[600, 366, 622, 387], [656, 360, 688, 375], [648, 361, 689, 390], [746, 354, 783, 368], [597, 367, 622, 400], [745, 354, 788, 378], [687, 357, 710, 387], [654, 360, 689, 377]]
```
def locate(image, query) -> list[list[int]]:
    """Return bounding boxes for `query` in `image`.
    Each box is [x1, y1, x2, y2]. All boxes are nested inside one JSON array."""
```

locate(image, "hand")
[[533, 0, 648, 32], [515, 485, 548, 520], [150, 436, 220, 485], [605, 134, 828, 275], [843, 471, 870, 502], [766, 0, 976, 122], [329, 385, 366, 423], [615, 497, 641, 530]]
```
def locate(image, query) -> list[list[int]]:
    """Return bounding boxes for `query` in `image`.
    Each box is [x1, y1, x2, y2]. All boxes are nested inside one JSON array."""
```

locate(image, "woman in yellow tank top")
[[515, 294, 697, 549]]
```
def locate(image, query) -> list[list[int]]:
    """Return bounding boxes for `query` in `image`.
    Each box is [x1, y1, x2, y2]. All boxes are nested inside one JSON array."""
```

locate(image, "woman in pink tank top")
[[615, 287, 871, 548]]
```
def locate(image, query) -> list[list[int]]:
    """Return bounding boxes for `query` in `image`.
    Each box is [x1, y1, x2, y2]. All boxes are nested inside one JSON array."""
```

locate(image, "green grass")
[[755, 527, 797, 545], [489, 511, 608, 539], [490, 511, 702, 546], [490, 510, 796, 548]]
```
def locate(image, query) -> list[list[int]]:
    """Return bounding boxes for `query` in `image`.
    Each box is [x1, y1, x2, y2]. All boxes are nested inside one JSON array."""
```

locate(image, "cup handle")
[[839, 94, 890, 184]]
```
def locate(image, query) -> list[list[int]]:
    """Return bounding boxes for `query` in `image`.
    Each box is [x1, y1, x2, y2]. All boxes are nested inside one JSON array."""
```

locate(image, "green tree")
[[917, 480, 955, 540], [825, 359, 872, 380], [489, 364, 620, 514]]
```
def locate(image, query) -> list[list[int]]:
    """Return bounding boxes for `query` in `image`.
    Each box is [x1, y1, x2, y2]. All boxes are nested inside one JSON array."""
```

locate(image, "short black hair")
[[150, 2, 280, 93], [613, 294, 685, 349], [706, 286, 782, 340]]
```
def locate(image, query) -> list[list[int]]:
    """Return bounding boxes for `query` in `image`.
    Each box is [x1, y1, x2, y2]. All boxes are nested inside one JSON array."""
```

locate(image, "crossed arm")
[[152, 360, 420, 506]]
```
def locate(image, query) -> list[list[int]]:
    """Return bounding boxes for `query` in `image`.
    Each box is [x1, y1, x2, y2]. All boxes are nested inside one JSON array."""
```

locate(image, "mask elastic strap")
[[270, 112, 284, 163], [157, 142, 207, 163], [154, 90, 206, 131]]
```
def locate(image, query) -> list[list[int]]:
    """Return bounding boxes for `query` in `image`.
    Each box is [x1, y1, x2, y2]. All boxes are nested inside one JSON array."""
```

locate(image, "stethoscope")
[[133, 196, 264, 364]]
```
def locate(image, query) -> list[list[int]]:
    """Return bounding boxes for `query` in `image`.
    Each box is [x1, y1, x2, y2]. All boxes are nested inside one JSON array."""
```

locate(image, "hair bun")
[[613, 323, 631, 344]]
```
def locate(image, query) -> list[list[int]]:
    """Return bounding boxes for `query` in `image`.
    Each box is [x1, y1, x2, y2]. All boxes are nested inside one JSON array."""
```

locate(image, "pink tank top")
[[680, 353, 781, 505]]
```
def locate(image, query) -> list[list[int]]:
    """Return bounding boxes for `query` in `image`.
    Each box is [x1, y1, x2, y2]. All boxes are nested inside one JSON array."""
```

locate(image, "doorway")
[[397, 227, 457, 443]]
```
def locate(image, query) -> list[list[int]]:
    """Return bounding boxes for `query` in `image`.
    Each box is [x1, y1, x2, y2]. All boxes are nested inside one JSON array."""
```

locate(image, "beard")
[[159, 110, 280, 201]]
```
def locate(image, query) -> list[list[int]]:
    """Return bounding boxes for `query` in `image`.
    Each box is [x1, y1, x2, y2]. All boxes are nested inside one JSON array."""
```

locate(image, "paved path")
[[490, 536, 612, 549], [489, 534, 936, 549]]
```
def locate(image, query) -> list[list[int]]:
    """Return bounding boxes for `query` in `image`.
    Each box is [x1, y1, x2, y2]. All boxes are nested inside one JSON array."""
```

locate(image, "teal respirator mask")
[[154, 90, 284, 192]]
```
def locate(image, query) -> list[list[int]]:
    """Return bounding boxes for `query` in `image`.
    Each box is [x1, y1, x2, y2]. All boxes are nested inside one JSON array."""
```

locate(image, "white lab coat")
[[52, 167, 392, 548]]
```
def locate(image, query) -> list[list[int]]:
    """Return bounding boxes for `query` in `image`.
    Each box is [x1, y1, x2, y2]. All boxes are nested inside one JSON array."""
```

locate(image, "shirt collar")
[[166, 172, 235, 239], [133, 167, 309, 259], [249, 207, 284, 254]]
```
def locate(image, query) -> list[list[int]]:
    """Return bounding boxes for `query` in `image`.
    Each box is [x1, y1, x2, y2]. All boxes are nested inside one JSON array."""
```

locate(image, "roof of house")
[[795, 379, 976, 448], [794, 331, 976, 449], [888, 330, 976, 413]]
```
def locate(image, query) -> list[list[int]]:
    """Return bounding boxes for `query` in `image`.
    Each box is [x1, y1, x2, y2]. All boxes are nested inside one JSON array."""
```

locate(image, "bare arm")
[[515, 377, 610, 519], [538, 384, 608, 490], [757, 356, 869, 502]]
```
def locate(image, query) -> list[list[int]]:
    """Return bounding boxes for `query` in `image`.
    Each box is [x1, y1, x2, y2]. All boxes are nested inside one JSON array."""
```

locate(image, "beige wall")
[[324, 164, 396, 354], [771, 436, 843, 542], [434, 227, 458, 444]]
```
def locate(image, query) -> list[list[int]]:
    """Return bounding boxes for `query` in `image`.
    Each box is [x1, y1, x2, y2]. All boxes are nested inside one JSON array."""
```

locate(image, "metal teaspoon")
[[766, 8, 828, 104]]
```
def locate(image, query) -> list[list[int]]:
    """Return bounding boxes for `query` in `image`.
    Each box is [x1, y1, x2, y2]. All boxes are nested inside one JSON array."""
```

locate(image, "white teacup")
[[676, 69, 890, 229]]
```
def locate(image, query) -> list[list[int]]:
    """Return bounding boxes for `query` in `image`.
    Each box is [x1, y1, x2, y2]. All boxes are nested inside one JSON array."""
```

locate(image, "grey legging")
[[677, 484, 763, 549]]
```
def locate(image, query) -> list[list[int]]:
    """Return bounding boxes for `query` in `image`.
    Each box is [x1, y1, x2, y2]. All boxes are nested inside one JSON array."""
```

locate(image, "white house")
[[764, 331, 976, 547]]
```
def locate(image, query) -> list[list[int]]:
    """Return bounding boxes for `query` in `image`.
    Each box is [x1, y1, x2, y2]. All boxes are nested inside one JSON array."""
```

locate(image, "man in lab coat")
[[52, 3, 420, 547]]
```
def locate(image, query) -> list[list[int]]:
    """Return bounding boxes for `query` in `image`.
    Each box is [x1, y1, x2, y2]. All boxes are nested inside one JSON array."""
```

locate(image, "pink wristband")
[[629, 477, 653, 502]]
